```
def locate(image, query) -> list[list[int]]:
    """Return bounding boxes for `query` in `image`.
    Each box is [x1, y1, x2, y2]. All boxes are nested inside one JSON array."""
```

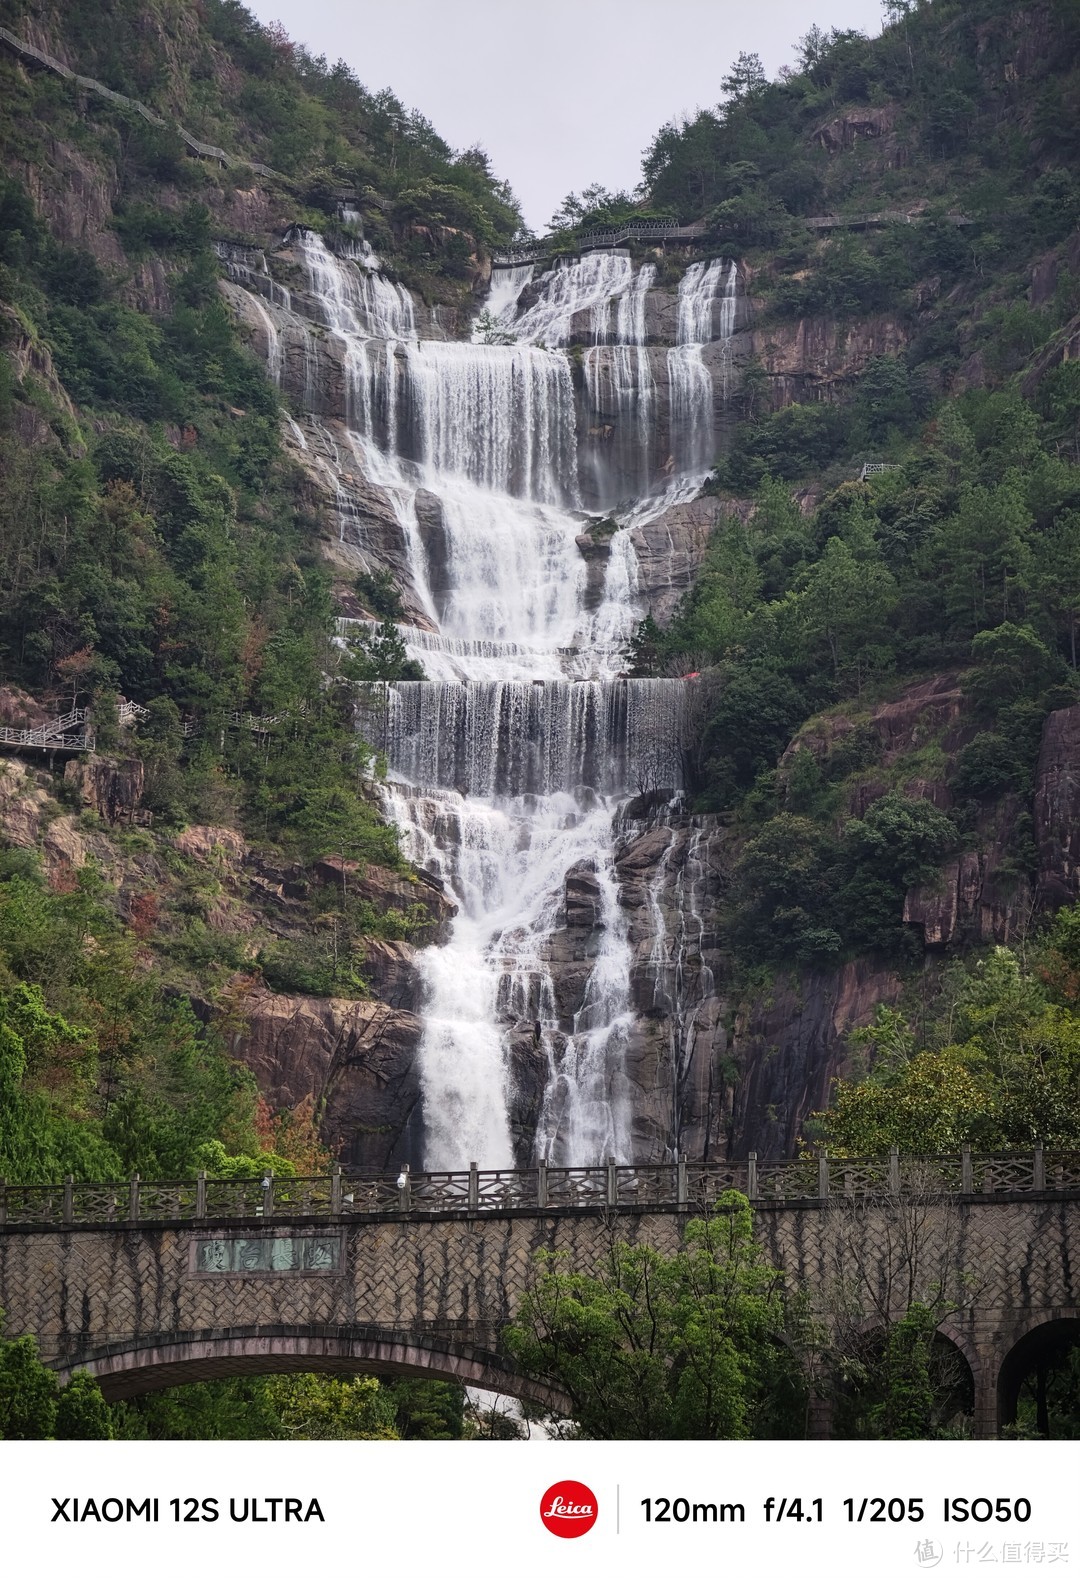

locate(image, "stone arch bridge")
[[1, 1152, 1078, 1437]]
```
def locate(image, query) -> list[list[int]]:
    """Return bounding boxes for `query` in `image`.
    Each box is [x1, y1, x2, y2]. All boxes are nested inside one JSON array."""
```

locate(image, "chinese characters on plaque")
[[194, 1236, 340, 1273]]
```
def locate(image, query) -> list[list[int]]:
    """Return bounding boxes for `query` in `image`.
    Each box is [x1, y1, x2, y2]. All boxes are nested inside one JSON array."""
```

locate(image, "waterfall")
[[508, 251, 635, 347], [640, 818, 717, 1153], [479, 263, 535, 333], [230, 231, 740, 1168], [666, 257, 738, 478], [382, 679, 684, 798], [582, 261, 656, 508], [402, 340, 579, 504], [293, 227, 417, 343]]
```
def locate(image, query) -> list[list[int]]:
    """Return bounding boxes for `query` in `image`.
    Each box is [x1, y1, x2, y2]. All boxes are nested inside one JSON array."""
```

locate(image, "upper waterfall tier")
[[222, 234, 745, 519], [292, 227, 418, 343], [504, 252, 637, 347]]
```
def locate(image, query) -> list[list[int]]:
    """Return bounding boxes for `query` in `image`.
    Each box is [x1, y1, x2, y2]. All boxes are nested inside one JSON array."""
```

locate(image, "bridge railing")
[[2, 1150, 1080, 1228]]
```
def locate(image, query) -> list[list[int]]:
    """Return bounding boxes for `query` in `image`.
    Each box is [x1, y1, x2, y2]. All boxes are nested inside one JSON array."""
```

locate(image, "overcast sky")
[[246, 0, 886, 231]]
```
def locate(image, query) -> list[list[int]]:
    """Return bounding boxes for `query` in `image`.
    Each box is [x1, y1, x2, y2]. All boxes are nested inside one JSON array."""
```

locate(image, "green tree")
[[930, 479, 1034, 634], [506, 1195, 803, 1438], [55, 1372, 113, 1439], [867, 1304, 939, 1439], [722, 51, 767, 102], [822, 1046, 995, 1154], [0, 1326, 58, 1439], [344, 619, 425, 681], [790, 533, 897, 689]]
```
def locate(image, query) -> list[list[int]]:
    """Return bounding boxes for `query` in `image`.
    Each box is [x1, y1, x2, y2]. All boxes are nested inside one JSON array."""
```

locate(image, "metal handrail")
[[1, 1150, 1076, 1229], [492, 208, 972, 267], [0, 707, 94, 753]]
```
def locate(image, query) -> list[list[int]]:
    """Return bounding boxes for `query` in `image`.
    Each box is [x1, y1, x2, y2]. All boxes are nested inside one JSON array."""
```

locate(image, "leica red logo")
[[540, 1480, 598, 1538]]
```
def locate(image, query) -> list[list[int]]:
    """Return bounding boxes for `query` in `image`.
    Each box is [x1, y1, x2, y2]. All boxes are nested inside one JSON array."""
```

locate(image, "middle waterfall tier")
[[381, 679, 686, 799]]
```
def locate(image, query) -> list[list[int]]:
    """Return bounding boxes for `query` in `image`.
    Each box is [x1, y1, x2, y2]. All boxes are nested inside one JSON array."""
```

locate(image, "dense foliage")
[[0, 0, 522, 293], [641, 2, 1080, 242], [818, 918, 1080, 1154], [0, 851, 324, 1181], [632, 386, 1080, 970], [0, 1319, 111, 1439], [110, 1371, 467, 1441], [507, 1194, 805, 1438], [507, 1194, 993, 1440]]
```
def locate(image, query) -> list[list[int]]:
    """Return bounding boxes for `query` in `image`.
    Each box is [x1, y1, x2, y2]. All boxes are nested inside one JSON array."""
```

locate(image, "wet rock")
[[564, 861, 602, 930], [507, 1027, 553, 1166], [621, 788, 672, 821], [1035, 703, 1080, 907], [280, 411, 438, 632], [414, 488, 451, 620], [361, 938, 422, 1009], [731, 959, 903, 1161], [63, 756, 145, 824], [630, 497, 751, 625]]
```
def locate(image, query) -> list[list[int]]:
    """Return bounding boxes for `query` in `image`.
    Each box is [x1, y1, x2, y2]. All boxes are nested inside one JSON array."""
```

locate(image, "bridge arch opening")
[[998, 1318, 1080, 1438], [832, 1324, 975, 1439], [63, 1329, 570, 1419]]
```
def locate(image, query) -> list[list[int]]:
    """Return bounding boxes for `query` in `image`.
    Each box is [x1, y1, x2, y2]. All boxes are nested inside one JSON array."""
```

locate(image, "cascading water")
[[582, 261, 656, 507], [231, 230, 739, 1168], [666, 257, 739, 479], [503, 251, 635, 347]]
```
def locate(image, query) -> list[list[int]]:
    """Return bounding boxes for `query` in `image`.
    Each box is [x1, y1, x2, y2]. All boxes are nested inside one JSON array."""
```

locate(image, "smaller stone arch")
[[827, 1316, 977, 1439], [926, 1327, 976, 1433], [997, 1312, 1080, 1437]]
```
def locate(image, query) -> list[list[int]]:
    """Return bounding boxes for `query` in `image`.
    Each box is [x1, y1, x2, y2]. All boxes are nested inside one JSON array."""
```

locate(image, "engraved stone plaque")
[[193, 1235, 340, 1274]]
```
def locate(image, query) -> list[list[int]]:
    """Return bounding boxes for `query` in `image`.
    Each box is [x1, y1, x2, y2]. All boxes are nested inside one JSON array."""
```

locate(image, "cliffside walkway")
[[493, 209, 972, 267], [0, 706, 95, 757], [0, 24, 284, 182], [2, 1151, 1078, 1435]]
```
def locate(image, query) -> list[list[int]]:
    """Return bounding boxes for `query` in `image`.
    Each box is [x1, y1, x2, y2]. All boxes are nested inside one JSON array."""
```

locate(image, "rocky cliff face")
[[226, 984, 423, 1170]]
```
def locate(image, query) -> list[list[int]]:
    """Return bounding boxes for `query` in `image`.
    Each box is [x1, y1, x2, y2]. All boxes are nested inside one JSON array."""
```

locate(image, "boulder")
[[173, 823, 248, 863], [564, 861, 602, 930]]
